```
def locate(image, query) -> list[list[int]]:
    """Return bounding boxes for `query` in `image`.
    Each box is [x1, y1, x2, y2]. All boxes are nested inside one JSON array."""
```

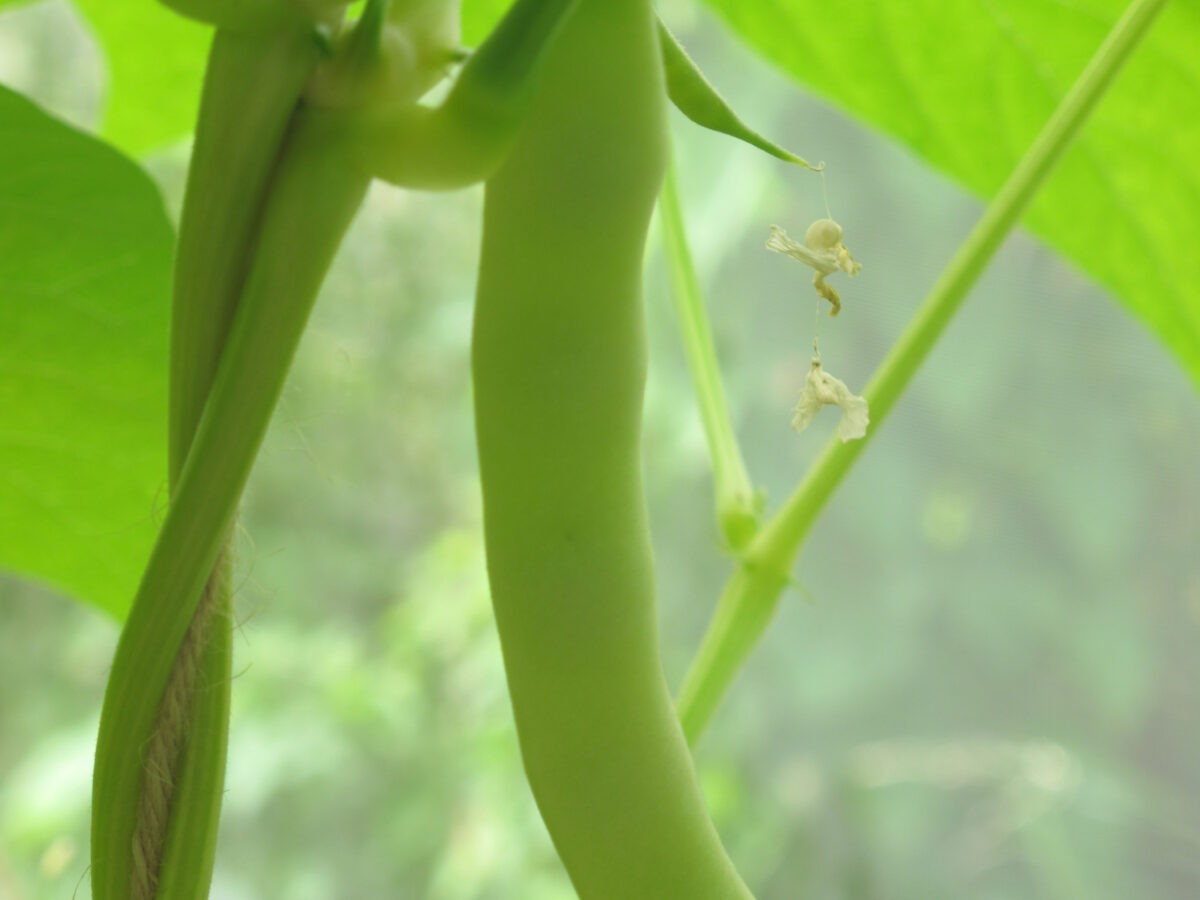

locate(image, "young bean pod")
[[472, 0, 753, 895]]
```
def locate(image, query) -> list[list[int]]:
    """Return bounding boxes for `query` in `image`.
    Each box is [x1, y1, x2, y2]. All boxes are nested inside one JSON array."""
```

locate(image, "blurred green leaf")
[[73, 0, 210, 153], [696, 0, 1200, 387], [66, 0, 544, 151], [0, 86, 170, 619], [461, 0, 514, 45]]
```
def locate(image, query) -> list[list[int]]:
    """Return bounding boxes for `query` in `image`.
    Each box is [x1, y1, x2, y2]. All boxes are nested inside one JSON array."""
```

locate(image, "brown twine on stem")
[[129, 544, 230, 900]]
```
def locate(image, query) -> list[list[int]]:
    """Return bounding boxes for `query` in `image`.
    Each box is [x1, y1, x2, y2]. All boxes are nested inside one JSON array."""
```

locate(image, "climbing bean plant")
[[0, 0, 1195, 896]]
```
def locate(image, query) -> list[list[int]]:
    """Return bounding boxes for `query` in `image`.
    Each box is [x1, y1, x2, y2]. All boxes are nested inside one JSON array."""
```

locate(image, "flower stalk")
[[677, 0, 1171, 745], [660, 160, 760, 549]]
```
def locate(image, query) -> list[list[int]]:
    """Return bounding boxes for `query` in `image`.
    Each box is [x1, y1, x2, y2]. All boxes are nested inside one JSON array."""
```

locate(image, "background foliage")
[[0, 1, 1197, 898], [0, 84, 169, 617]]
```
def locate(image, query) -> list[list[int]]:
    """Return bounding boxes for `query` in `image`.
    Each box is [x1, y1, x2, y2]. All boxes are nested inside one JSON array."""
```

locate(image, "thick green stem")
[[472, 0, 751, 896], [168, 26, 326, 482], [91, 111, 368, 899], [660, 159, 759, 549], [93, 23, 327, 900], [676, 0, 1170, 746], [148, 548, 233, 900]]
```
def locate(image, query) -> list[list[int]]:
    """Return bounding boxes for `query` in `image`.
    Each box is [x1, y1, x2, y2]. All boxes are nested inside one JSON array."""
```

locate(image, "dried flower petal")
[[791, 359, 869, 442], [766, 221, 862, 315], [766, 225, 839, 276]]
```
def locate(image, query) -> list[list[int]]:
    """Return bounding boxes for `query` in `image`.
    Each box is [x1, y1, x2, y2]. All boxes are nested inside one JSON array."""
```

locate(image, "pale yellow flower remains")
[[792, 358, 869, 442], [766, 219, 861, 315]]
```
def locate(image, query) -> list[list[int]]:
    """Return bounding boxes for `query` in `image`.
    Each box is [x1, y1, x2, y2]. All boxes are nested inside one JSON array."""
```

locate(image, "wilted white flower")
[[792, 358, 869, 442], [766, 220, 862, 315]]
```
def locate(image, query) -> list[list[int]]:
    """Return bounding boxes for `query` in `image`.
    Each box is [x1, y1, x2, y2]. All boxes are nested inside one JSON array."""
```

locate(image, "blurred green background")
[[1, 2, 1198, 898]]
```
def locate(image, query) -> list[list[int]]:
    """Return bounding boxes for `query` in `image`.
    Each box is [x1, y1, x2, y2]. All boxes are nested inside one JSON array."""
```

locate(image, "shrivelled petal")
[[767, 222, 862, 315], [791, 360, 869, 442], [766, 225, 839, 276]]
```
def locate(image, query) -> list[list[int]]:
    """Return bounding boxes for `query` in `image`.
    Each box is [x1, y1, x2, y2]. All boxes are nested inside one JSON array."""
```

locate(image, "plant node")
[[305, 0, 460, 109]]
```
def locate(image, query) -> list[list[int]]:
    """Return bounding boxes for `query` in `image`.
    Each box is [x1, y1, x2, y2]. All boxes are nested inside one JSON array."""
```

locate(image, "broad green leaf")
[[696, 0, 1200, 388], [0, 85, 170, 619], [73, 0, 211, 153]]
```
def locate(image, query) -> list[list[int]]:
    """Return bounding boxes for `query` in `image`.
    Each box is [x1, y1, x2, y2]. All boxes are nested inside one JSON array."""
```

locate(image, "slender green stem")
[[676, 0, 1170, 745], [660, 159, 759, 549]]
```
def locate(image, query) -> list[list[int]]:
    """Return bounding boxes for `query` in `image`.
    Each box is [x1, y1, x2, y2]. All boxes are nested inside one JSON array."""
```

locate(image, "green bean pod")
[[91, 110, 368, 899], [471, 0, 752, 896]]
